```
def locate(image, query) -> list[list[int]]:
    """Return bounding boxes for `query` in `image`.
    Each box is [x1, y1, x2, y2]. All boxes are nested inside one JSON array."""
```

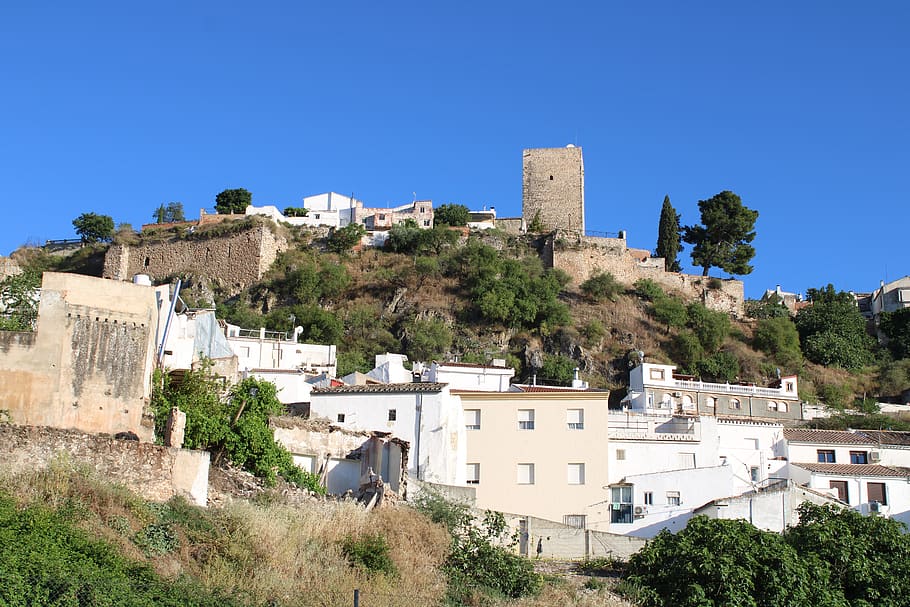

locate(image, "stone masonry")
[[522, 146, 585, 234], [103, 222, 287, 295]]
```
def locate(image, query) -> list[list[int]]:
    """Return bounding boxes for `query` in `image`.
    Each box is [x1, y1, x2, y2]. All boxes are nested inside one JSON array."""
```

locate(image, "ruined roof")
[[792, 462, 910, 477], [311, 382, 447, 395], [783, 429, 874, 445]]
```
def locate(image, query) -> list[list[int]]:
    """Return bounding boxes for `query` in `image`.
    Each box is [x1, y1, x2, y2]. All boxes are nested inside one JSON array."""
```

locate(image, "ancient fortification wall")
[[0, 256, 22, 281], [551, 234, 745, 316], [0, 425, 209, 506], [103, 223, 287, 295], [0, 272, 158, 441], [522, 147, 585, 234]]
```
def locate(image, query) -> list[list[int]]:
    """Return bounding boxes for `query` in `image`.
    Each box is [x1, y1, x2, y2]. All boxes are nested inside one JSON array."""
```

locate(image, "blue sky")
[[1, 1, 907, 298]]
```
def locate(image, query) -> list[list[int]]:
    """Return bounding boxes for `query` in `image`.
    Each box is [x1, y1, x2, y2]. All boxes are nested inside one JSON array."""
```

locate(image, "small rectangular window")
[[568, 463, 585, 485], [388, 409, 397, 421], [868, 482, 887, 505], [644, 491, 653, 505], [466, 463, 480, 485], [829, 480, 849, 502], [817, 450, 836, 463], [616, 449, 626, 461], [337, 413, 345, 422], [465, 409, 480, 430], [518, 409, 535, 430], [750, 466, 760, 482], [667, 491, 681, 506], [563, 514, 586, 529], [649, 368, 665, 380], [678, 452, 696, 469], [517, 463, 535, 485], [567, 408, 584, 430], [850, 451, 868, 464]]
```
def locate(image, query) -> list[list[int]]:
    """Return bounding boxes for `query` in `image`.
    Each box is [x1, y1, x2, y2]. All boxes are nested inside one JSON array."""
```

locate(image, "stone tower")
[[522, 146, 585, 234]]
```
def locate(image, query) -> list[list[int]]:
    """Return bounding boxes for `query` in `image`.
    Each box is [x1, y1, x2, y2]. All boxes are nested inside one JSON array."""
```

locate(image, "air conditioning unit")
[[634, 505, 648, 516], [870, 501, 882, 513], [870, 451, 881, 462]]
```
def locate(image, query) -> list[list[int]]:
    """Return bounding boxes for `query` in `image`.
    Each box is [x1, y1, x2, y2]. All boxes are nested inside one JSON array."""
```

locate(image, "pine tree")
[[656, 195, 683, 272], [683, 190, 758, 277]]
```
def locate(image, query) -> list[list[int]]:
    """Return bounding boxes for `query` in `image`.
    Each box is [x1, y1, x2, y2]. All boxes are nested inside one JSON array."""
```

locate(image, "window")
[[644, 492, 653, 505], [706, 396, 717, 409], [817, 450, 836, 463], [567, 463, 585, 485], [730, 398, 741, 410], [667, 491, 681, 506], [786, 381, 795, 391], [563, 514, 586, 529], [681, 394, 694, 409], [768, 401, 778, 411], [649, 368, 665, 380], [419, 207, 425, 213], [750, 466, 760, 482], [779, 402, 789, 412], [829, 480, 849, 502], [567, 408, 584, 430], [868, 482, 887, 505], [466, 463, 480, 485], [388, 409, 397, 421], [517, 463, 535, 485], [616, 449, 626, 461], [336, 413, 345, 422], [678, 452, 696, 469], [850, 451, 868, 464], [518, 409, 535, 430], [610, 486, 633, 523], [465, 409, 480, 430], [647, 392, 655, 407]]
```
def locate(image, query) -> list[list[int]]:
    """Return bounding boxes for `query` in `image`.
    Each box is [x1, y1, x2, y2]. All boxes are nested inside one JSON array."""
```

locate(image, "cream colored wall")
[[458, 391, 610, 529]]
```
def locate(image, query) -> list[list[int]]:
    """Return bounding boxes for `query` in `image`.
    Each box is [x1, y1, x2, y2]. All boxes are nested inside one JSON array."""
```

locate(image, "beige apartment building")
[[455, 388, 611, 530]]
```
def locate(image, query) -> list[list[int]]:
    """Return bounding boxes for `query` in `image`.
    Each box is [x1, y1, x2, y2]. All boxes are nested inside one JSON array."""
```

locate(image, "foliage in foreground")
[[623, 503, 910, 607], [413, 489, 542, 604]]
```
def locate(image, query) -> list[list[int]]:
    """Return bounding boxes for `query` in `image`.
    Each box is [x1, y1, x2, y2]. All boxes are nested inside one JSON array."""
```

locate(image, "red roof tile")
[[783, 429, 873, 445], [312, 382, 446, 395], [792, 462, 910, 477]]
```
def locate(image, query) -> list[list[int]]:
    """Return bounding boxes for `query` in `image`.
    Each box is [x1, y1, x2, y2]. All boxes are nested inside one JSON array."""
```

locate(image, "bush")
[[580, 271, 623, 302], [539, 354, 577, 385], [327, 223, 366, 253], [341, 533, 398, 577], [686, 302, 730, 352], [650, 295, 687, 331], [753, 316, 802, 369], [434, 203, 471, 227], [634, 279, 664, 302]]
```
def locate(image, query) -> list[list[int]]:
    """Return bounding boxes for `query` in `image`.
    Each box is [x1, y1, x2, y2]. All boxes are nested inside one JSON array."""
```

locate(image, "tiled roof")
[[511, 385, 608, 393], [783, 429, 874, 445], [792, 462, 910, 477], [434, 362, 511, 370], [855, 430, 910, 447], [312, 382, 446, 395]]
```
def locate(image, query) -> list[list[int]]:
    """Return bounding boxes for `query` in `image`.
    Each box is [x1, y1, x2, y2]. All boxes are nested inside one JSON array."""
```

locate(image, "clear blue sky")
[[2, 1, 907, 298]]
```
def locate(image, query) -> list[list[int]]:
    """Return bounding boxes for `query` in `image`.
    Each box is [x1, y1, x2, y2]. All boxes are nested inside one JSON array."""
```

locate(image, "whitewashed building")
[[418, 360, 515, 392]]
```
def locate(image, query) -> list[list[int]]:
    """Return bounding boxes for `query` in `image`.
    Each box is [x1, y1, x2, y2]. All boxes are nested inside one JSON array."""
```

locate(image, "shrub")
[[539, 354, 577, 385], [341, 533, 398, 577], [651, 295, 687, 331], [580, 271, 623, 302], [581, 319, 606, 344], [753, 316, 802, 368], [634, 279, 664, 302], [686, 302, 730, 352], [327, 223, 366, 253], [434, 203, 471, 227]]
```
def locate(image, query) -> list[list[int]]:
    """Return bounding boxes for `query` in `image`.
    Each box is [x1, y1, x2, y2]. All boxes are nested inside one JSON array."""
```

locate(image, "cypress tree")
[[656, 195, 683, 272]]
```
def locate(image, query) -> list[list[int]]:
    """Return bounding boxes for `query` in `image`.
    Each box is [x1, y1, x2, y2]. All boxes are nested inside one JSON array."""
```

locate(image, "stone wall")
[[103, 223, 287, 295], [0, 256, 22, 281], [522, 147, 585, 234], [550, 233, 744, 316], [0, 272, 158, 441], [0, 425, 209, 506], [503, 513, 646, 560]]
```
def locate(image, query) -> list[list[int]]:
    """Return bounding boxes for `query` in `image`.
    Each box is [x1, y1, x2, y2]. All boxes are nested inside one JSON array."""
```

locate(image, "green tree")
[[434, 203, 471, 227], [580, 271, 623, 302], [215, 188, 252, 214], [795, 284, 873, 369], [403, 317, 452, 361], [650, 295, 688, 332], [538, 354, 577, 385], [753, 316, 802, 368], [682, 190, 758, 276], [72, 212, 115, 243], [880, 308, 910, 360], [153, 202, 186, 223], [686, 302, 730, 352], [655, 195, 683, 272], [327, 222, 366, 253], [0, 269, 40, 331]]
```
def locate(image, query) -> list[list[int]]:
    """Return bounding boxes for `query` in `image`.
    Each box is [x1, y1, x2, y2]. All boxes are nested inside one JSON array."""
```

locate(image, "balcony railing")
[[672, 379, 784, 398]]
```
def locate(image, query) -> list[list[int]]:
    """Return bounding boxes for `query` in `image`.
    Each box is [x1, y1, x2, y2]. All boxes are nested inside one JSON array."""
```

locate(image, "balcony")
[[671, 378, 784, 399]]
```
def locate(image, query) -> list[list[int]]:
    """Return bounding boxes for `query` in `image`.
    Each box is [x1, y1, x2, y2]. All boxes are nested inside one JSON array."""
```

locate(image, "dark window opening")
[[850, 451, 868, 464], [817, 449, 835, 463], [337, 413, 345, 422], [388, 409, 396, 421], [830, 480, 849, 502]]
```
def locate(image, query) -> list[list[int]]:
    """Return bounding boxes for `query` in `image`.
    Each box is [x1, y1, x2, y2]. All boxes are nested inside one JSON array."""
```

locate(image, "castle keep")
[[522, 146, 585, 234]]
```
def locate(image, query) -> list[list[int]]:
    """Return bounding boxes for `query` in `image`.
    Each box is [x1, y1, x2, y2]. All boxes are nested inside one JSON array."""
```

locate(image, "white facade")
[[309, 383, 466, 486], [365, 353, 414, 384], [870, 276, 910, 318], [302, 192, 360, 227], [420, 360, 514, 392], [627, 362, 801, 421], [224, 324, 336, 376]]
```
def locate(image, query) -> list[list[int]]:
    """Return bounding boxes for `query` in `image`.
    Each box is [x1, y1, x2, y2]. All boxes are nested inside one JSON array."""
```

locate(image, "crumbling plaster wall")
[[0, 272, 158, 441], [103, 223, 287, 295], [0, 425, 209, 506], [550, 234, 745, 316]]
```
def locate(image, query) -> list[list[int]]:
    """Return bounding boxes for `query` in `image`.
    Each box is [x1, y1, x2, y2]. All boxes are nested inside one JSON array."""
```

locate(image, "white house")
[[418, 360, 515, 392], [309, 382, 466, 486], [627, 362, 802, 421]]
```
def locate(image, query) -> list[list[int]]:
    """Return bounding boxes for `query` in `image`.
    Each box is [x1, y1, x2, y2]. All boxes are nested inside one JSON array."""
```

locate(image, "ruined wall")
[[0, 425, 209, 506], [0, 272, 158, 441], [0, 256, 22, 281], [522, 147, 585, 234], [103, 223, 287, 295], [550, 234, 744, 316]]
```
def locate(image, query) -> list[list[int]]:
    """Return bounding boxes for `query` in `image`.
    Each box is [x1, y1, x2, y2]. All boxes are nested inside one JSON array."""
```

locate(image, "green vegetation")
[[683, 190, 758, 277], [580, 271, 623, 302], [880, 308, 910, 360], [72, 212, 115, 243], [753, 316, 802, 370], [434, 203, 471, 227], [283, 206, 308, 217], [341, 533, 398, 577], [214, 188, 252, 214], [153, 202, 186, 224], [795, 285, 874, 370], [327, 222, 366, 253], [0, 269, 40, 331], [623, 503, 910, 607], [655, 195, 682, 272]]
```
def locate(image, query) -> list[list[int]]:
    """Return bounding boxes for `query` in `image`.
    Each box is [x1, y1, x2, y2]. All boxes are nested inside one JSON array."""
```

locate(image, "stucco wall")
[[522, 147, 585, 234], [0, 272, 158, 441], [103, 223, 286, 295], [505, 514, 646, 560], [0, 425, 209, 506], [550, 234, 745, 316]]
